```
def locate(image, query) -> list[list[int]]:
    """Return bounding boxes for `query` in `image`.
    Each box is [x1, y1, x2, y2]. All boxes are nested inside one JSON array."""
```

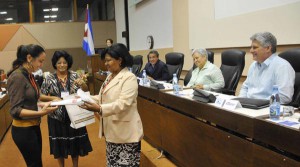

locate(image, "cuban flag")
[[82, 5, 95, 56]]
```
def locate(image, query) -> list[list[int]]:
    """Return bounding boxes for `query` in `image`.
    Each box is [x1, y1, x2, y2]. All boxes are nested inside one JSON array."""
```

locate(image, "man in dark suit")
[[139, 50, 170, 81]]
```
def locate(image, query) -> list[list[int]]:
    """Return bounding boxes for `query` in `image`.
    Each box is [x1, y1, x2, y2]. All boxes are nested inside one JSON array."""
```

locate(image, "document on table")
[[266, 116, 300, 130]]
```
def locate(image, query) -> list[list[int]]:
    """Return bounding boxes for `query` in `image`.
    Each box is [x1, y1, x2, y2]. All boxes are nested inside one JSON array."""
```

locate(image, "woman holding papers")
[[81, 43, 144, 166], [7, 44, 58, 167], [40, 50, 92, 167]]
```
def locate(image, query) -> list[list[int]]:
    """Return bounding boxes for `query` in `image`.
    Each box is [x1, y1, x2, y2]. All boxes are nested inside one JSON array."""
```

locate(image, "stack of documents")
[[50, 89, 96, 129]]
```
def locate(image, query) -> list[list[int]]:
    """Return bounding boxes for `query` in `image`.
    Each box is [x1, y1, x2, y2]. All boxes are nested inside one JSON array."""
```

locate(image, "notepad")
[[278, 121, 299, 126], [232, 97, 269, 109]]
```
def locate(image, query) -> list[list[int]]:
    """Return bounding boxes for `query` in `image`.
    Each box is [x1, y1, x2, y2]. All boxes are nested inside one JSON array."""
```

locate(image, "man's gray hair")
[[250, 32, 277, 53], [192, 48, 208, 58]]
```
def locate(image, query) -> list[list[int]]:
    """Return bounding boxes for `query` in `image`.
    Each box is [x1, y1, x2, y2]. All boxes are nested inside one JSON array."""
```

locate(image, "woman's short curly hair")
[[51, 50, 73, 70]]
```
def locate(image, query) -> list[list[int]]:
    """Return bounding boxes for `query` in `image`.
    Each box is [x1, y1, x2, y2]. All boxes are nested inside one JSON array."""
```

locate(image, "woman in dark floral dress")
[[41, 50, 92, 167]]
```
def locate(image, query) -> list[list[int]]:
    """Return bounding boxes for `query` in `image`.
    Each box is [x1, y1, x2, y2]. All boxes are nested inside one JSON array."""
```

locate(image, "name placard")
[[214, 96, 226, 107], [223, 100, 242, 110]]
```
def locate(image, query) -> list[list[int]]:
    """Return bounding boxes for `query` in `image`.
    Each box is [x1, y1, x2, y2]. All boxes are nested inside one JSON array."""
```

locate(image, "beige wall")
[[189, 0, 300, 48], [0, 21, 116, 73], [170, 1, 300, 74], [22, 21, 116, 49], [173, 0, 191, 70]]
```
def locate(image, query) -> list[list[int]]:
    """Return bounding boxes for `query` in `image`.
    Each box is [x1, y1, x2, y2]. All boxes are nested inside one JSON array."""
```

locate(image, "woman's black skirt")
[[47, 116, 93, 159]]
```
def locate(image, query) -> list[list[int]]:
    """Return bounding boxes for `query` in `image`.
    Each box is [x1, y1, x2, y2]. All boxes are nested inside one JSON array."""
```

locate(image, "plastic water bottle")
[[269, 85, 280, 120], [129, 67, 132, 73], [172, 73, 179, 95], [142, 70, 150, 86]]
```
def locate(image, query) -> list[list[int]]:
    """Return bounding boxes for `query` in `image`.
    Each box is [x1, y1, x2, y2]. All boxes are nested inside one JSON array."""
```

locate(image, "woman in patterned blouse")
[[41, 50, 92, 167]]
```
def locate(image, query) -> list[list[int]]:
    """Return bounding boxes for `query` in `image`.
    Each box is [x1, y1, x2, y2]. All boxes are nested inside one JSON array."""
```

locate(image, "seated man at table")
[[139, 50, 170, 81], [239, 32, 295, 104], [187, 48, 225, 91]]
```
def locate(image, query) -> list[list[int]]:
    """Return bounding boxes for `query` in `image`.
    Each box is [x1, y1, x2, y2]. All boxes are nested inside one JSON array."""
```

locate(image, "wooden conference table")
[[0, 94, 12, 143], [94, 73, 300, 167]]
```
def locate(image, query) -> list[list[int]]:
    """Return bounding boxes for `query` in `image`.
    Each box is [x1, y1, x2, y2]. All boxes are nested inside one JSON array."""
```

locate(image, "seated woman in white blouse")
[[187, 48, 225, 90]]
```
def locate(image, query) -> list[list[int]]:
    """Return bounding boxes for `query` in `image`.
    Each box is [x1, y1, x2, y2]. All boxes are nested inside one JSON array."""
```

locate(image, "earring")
[[28, 61, 33, 70], [25, 62, 30, 69]]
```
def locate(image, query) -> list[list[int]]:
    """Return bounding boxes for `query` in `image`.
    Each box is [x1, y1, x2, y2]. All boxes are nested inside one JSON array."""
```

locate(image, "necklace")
[[57, 74, 68, 89], [57, 75, 67, 80]]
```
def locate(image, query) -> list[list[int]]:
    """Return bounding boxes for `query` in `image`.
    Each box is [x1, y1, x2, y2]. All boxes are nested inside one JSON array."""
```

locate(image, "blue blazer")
[[139, 60, 170, 81]]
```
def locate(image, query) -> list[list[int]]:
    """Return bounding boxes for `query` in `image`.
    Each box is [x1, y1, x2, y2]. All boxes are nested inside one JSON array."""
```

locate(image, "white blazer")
[[93, 68, 143, 143]]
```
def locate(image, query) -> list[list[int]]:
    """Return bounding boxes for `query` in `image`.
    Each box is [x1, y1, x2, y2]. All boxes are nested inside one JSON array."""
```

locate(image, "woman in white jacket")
[[81, 43, 144, 166]]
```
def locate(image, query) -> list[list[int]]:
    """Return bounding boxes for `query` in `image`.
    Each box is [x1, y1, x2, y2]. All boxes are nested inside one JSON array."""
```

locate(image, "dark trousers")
[[11, 125, 43, 167]]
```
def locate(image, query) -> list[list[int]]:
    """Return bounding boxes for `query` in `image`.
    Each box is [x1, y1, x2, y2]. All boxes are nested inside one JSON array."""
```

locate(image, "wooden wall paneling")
[[137, 86, 300, 166], [93, 73, 106, 95], [93, 76, 102, 95], [87, 55, 100, 74], [0, 95, 9, 142], [161, 107, 254, 167], [137, 97, 162, 148], [254, 117, 300, 157], [159, 92, 254, 138], [253, 143, 300, 167], [138, 86, 160, 101], [4, 102, 11, 128], [0, 108, 6, 141]]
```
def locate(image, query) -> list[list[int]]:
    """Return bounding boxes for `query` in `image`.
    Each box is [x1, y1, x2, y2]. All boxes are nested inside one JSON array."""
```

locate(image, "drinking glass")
[[282, 106, 294, 119]]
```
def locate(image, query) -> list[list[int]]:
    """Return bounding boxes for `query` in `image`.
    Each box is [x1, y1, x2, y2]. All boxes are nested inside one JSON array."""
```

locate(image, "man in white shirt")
[[239, 32, 295, 104]]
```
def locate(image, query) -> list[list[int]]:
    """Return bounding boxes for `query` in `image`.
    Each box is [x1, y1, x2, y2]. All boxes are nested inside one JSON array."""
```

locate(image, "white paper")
[[50, 89, 96, 106], [61, 91, 70, 98], [50, 89, 96, 129], [50, 98, 84, 106], [63, 94, 95, 129], [77, 89, 96, 103], [163, 83, 173, 89], [214, 96, 226, 107]]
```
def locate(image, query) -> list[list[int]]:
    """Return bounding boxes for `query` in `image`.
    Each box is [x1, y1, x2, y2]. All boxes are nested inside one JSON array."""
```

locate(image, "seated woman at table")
[[187, 48, 225, 90]]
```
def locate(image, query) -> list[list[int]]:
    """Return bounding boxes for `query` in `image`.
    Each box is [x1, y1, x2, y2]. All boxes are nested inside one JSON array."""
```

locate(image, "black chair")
[[207, 50, 214, 64], [131, 55, 143, 76], [279, 48, 300, 107], [217, 49, 245, 95], [183, 51, 214, 86], [165, 52, 184, 81]]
